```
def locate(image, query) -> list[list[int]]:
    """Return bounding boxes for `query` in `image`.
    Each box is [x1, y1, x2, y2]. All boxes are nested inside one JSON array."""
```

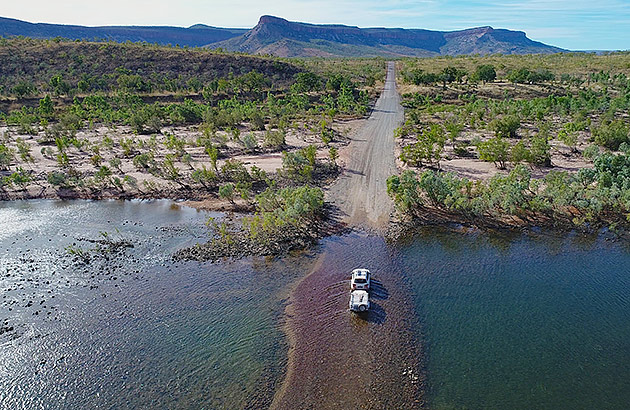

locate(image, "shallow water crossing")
[[2, 201, 630, 409]]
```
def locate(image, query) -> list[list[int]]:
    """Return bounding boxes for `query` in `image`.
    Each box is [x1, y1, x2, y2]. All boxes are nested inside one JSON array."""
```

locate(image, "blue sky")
[[3, 0, 629, 50]]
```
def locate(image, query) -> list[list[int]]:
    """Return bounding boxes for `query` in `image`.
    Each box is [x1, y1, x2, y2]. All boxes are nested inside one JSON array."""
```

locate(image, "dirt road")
[[271, 63, 424, 410], [327, 61, 403, 230]]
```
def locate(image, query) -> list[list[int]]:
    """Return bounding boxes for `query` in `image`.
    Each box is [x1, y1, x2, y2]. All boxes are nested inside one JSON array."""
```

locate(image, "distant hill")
[[213, 16, 565, 57], [0, 15, 564, 57], [0, 38, 301, 104], [0, 16, 246, 47]]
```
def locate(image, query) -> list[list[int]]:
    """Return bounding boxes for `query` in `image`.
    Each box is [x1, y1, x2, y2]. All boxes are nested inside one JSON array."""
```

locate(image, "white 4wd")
[[351, 268, 371, 291], [349, 290, 370, 312]]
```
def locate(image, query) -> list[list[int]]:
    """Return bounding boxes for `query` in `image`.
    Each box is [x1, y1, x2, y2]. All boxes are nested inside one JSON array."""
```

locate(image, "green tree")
[[292, 72, 321, 93], [0, 144, 14, 170], [475, 65, 497, 83], [12, 80, 36, 98], [38, 95, 54, 118], [219, 183, 235, 203], [400, 125, 446, 168], [478, 137, 511, 169], [491, 116, 521, 138], [593, 120, 629, 150], [530, 135, 552, 167], [49, 74, 71, 96]]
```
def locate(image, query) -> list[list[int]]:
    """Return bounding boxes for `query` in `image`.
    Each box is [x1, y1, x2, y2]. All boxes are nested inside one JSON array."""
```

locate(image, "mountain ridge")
[[0, 15, 565, 57], [0, 16, 246, 47], [212, 15, 564, 57]]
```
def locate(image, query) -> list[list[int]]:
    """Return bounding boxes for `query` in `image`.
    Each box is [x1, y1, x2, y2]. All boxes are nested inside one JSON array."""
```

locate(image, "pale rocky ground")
[[395, 81, 596, 181], [0, 118, 360, 204]]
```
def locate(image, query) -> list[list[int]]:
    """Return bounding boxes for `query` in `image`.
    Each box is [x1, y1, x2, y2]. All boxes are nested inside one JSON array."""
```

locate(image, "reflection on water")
[[401, 227, 630, 410], [0, 200, 313, 409], [3, 201, 630, 409]]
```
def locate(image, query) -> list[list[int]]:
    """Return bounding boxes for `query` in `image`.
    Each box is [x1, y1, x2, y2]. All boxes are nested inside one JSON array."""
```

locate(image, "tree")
[[475, 65, 496, 83], [12, 80, 36, 98], [400, 125, 446, 168], [530, 135, 552, 167], [477, 137, 511, 169], [440, 66, 458, 88], [38, 95, 54, 118], [219, 183, 235, 203], [292, 72, 321, 93], [0, 144, 14, 170], [328, 146, 339, 168], [491, 116, 521, 138], [49, 74, 71, 96], [593, 120, 629, 150]]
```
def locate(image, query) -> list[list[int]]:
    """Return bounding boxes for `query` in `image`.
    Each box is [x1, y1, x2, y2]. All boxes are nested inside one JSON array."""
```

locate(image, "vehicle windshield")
[[355, 278, 367, 283]]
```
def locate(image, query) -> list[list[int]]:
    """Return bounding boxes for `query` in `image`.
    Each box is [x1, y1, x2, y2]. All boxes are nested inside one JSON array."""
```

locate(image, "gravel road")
[[327, 61, 403, 230], [271, 64, 424, 410]]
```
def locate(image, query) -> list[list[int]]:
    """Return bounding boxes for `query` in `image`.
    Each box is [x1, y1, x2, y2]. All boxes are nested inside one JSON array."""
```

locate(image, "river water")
[[1, 201, 629, 409]]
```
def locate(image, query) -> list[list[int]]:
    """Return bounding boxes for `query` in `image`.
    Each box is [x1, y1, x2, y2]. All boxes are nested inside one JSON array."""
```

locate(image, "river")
[[1, 201, 630, 409]]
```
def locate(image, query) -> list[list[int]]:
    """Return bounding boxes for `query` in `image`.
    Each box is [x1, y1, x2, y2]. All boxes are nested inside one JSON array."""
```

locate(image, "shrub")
[[478, 137, 511, 169], [281, 150, 313, 182], [219, 183, 235, 203], [593, 120, 629, 150], [473, 65, 496, 83], [583, 144, 601, 160], [529, 135, 552, 167], [221, 159, 250, 183], [47, 171, 68, 187], [263, 129, 286, 150], [399, 125, 446, 167], [241, 133, 258, 152], [491, 116, 520, 138], [0, 144, 14, 170]]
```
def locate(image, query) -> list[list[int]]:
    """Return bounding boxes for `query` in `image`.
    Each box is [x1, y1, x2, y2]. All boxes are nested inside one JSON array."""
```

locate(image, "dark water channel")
[[1, 201, 630, 409], [401, 227, 630, 410]]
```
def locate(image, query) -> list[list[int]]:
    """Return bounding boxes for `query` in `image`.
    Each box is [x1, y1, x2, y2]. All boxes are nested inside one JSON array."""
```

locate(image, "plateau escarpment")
[[212, 15, 564, 57], [0, 15, 564, 58]]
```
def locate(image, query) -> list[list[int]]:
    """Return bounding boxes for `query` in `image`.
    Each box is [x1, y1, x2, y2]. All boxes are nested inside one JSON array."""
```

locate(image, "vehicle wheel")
[[359, 305, 366, 312]]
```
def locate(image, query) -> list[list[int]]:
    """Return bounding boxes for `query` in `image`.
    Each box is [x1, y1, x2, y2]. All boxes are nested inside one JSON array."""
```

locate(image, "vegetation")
[[387, 149, 630, 228], [0, 38, 383, 202], [176, 185, 328, 260], [392, 52, 630, 230]]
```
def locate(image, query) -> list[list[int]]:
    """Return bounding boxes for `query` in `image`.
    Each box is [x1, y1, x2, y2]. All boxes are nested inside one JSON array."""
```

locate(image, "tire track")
[[271, 63, 424, 409]]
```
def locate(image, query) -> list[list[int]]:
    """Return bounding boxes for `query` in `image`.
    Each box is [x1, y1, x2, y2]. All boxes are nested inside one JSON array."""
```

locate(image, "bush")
[[473, 65, 496, 83], [399, 125, 446, 167], [530, 135, 552, 167], [263, 129, 286, 150], [491, 116, 521, 138], [220, 159, 250, 183], [133, 153, 154, 170], [477, 137, 511, 169], [241, 133, 258, 152], [583, 144, 601, 160], [0, 144, 14, 170], [292, 72, 322, 93], [219, 183, 235, 203], [47, 171, 68, 187], [282, 150, 313, 182], [593, 120, 629, 150]]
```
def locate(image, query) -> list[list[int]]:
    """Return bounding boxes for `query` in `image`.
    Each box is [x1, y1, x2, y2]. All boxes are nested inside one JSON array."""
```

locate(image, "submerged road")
[[271, 63, 424, 409]]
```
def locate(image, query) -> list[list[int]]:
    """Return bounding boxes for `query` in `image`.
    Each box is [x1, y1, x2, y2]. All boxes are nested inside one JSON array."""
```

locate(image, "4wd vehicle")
[[349, 290, 370, 312], [350, 268, 371, 291]]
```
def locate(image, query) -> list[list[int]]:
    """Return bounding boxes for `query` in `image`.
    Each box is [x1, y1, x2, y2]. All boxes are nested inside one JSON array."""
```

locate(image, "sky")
[[3, 0, 629, 50]]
